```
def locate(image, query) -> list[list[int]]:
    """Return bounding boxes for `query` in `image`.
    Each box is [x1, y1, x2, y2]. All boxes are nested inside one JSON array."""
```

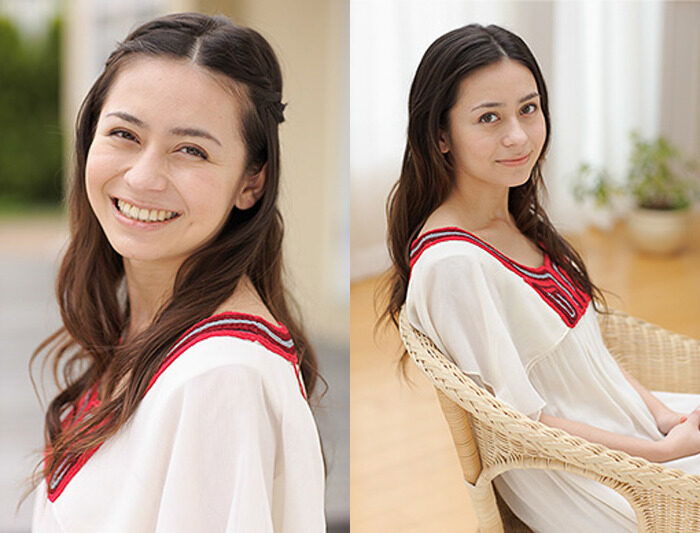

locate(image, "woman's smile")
[[496, 151, 532, 166], [112, 197, 181, 224]]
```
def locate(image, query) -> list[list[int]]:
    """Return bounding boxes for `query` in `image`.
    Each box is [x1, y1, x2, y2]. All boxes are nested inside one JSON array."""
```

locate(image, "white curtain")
[[350, 0, 669, 280], [547, 1, 663, 231]]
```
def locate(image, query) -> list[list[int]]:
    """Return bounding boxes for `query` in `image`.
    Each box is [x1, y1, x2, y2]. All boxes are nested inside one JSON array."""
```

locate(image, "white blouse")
[[32, 313, 326, 532], [406, 227, 700, 533]]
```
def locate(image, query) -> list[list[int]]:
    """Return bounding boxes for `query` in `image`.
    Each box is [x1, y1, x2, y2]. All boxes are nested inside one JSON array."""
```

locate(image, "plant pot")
[[626, 207, 691, 254]]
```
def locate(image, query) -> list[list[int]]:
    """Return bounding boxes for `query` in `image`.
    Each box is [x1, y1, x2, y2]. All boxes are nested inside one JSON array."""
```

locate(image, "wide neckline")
[[46, 310, 301, 503], [408, 225, 592, 330], [411, 226, 548, 273], [193, 310, 289, 335]]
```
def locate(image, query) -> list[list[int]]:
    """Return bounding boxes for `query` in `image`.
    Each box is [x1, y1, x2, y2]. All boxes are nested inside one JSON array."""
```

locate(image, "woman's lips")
[[110, 197, 181, 228], [497, 152, 531, 166]]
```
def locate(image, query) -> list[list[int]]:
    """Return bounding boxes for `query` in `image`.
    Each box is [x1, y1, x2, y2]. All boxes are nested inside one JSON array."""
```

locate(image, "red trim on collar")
[[410, 227, 590, 328], [148, 312, 300, 394]]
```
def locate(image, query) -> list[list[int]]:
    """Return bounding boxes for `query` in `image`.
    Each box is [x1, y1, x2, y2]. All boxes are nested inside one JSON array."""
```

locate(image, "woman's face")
[[86, 56, 263, 267], [439, 58, 546, 190]]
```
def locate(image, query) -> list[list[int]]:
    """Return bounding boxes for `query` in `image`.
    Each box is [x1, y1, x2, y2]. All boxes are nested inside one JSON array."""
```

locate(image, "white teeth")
[[116, 199, 177, 223]]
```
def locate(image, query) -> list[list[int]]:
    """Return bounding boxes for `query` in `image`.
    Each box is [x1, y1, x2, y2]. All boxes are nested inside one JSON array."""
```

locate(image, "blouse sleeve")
[[407, 252, 547, 420], [153, 365, 280, 532]]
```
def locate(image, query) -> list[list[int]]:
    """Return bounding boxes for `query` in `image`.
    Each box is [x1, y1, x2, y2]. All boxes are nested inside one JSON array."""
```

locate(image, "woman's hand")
[[659, 409, 700, 461], [617, 364, 696, 437], [655, 408, 688, 435]]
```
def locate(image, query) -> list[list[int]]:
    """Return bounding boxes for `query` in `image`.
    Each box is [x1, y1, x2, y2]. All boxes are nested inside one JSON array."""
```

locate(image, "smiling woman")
[[28, 12, 325, 532], [86, 56, 258, 290]]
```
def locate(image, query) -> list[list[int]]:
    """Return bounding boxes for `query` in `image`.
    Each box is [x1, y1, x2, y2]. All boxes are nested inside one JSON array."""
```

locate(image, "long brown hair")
[[383, 24, 605, 346], [29, 12, 320, 494]]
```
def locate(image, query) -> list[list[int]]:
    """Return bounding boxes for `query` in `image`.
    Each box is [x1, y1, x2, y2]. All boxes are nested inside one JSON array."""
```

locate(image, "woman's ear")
[[234, 164, 266, 210], [438, 130, 450, 154]]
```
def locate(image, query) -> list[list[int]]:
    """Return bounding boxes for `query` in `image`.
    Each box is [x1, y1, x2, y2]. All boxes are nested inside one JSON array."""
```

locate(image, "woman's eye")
[[110, 129, 138, 142], [521, 103, 538, 114], [479, 112, 498, 124], [179, 145, 208, 160]]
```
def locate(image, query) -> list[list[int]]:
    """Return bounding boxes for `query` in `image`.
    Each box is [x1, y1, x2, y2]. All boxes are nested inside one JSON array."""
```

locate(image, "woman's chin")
[[505, 168, 535, 188], [107, 238, 182, 266]]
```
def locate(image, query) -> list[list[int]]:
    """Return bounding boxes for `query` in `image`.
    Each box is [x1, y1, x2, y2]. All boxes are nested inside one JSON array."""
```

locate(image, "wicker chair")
[[398, 307, 700, 533]]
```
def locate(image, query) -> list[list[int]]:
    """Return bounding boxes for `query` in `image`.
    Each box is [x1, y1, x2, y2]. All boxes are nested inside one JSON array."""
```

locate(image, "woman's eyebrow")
[[106, 111, 145, 127], [104, 111, 222, 146], [470, 92, 540, 112], [169, 126, 222, 147]]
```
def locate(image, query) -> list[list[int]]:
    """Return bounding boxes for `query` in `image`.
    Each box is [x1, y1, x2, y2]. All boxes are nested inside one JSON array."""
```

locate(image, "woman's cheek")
[[86, 144, 122, 184], [85, 151, 132, 218], [534, 115, 547, 150]]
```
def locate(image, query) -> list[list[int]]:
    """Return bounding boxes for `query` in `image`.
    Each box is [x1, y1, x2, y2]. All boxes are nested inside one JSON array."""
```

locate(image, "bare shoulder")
[[214, 275, 277, 324], [420, 204, 466, 234], [421, 203, 503, 238], [473, 221, 545, 268]]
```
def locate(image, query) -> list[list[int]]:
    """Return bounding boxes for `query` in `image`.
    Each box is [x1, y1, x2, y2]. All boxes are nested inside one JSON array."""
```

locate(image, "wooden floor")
[[350, 219, 700, 533]]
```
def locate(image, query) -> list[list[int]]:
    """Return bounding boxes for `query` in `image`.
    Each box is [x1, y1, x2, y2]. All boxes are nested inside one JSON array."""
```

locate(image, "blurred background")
[[350, 1, 700, 532], [0, 0, 348, 531]]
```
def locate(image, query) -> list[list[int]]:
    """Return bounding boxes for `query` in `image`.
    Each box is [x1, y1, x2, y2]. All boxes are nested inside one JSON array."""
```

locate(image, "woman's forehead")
[[456, 59, 538, 107], [100, 56, 245, 140]]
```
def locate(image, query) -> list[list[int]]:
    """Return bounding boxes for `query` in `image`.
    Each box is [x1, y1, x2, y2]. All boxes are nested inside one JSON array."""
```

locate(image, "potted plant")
[[572, 163, 621, 230], [625, 132, 698, 254]]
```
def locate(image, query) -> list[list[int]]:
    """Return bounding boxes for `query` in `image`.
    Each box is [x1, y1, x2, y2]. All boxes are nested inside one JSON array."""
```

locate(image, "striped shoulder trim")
[[149, 312, 300, 392]]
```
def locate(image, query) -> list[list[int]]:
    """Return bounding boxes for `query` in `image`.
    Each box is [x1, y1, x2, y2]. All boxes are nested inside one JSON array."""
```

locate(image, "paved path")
[[0, 216, 67, 531]]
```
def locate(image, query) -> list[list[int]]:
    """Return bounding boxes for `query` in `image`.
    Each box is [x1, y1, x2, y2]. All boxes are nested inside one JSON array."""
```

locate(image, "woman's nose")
[[502, 118, 528, 147], [123, 149, 169, 191]]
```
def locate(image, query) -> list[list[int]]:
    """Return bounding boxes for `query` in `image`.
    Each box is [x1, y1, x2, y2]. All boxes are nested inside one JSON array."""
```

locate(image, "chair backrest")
[[436, 389, 534, 532], [434, 389, 482, 484], [398, 307, 534, 532]]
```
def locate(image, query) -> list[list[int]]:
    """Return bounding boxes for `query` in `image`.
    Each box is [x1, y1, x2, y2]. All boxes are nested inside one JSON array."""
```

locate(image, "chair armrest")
[[399, 307, 700, 500]]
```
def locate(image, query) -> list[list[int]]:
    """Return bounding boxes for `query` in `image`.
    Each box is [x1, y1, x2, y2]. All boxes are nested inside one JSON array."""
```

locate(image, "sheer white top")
[[32, 313, 325, 533], [406, 228, 700, 532]]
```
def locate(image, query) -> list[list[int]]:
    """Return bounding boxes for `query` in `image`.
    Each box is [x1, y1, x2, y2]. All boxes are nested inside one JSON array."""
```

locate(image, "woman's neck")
[[122, 257, 273, 340], [442, 178, 514, 231], [123, 257, 181, 339]]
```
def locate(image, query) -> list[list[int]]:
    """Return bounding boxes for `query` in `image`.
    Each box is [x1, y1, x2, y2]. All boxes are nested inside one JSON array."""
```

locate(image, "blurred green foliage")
[[0, 16, 62, 207], [627, 131, 699, 210]]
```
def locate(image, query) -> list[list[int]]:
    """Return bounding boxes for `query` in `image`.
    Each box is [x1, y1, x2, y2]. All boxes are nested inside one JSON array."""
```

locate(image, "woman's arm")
[[539, 413, 667, 462], [540, 410, 700, 463], [617, 365, 685, 434], [154, 365, 278, 532]]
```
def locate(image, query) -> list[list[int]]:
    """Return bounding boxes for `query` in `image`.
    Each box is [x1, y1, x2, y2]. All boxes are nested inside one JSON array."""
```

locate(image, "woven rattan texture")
[[399, 308, 700, 533]]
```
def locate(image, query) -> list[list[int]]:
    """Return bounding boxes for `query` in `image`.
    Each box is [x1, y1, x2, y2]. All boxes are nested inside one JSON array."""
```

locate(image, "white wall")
[[201, 0, 349, 344], [660, 3, 700, 160]]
